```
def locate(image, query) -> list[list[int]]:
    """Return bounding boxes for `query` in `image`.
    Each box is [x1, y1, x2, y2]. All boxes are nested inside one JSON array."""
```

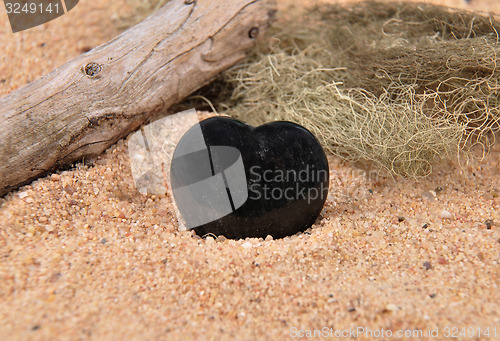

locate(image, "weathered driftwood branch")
[[0, 0, 275, 196]]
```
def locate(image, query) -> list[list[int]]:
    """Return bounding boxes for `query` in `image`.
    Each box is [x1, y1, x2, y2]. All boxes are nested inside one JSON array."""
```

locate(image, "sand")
[[0, 0, 499, 340]]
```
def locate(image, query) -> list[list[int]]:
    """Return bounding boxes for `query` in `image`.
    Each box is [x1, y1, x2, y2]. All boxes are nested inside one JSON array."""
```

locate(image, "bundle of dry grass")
[[122, 1, 500, 178]]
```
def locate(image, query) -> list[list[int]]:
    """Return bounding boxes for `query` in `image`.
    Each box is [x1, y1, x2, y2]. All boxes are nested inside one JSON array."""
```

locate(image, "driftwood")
[[0, 0, 276, 196]]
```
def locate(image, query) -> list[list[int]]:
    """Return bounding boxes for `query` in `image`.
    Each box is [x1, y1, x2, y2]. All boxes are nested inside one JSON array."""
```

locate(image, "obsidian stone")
[[170, 117, 329, 239]]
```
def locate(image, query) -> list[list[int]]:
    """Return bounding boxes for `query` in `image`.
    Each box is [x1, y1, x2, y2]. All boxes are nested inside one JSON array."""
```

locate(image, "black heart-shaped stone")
[[170, 117, 329, 239]]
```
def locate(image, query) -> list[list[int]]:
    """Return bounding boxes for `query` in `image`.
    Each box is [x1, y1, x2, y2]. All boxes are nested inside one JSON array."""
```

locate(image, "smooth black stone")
[[170, 117, 329, 239]]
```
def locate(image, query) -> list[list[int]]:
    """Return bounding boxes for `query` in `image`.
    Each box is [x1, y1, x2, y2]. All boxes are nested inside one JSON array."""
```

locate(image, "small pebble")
[[265, 235, 273, 241], [347, 306, 356, 312], [216, 235, 227, 242], [435, 187, 443, 193], [440, 210, 453, 219], [50, 174, 61, 181], [397, 216, 405, 223], [63, 185, 75, 195], [241, 241, 252, 249], [100, 238, 107, 244], [19, 191, 28, 199], [484, 219, 494, 229], [385, 304, 399, 312], [477, 252, 485, 261], [422, 223, 429, 229], [422, 190, 436, 201], [423, 261, 433, 270], [437, 257, 447, 265], [429, 293, 437, 299]]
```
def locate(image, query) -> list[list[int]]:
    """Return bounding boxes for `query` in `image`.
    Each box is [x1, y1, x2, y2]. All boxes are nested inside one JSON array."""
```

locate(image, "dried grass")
[[219, 1, 500, 177]]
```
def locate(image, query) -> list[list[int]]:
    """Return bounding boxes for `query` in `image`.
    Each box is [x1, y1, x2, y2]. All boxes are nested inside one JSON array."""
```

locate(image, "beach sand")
[[0, 0, 499, 340]]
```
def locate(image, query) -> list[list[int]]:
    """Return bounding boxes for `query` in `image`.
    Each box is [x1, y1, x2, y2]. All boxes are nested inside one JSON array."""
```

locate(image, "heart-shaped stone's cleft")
[[170, 117, 329, 239]]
